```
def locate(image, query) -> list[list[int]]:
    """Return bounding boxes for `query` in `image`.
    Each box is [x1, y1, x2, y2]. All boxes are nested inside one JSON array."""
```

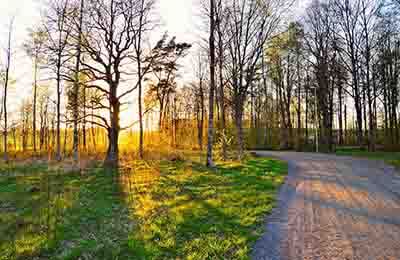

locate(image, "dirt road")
[[252, 152, 400, 260]]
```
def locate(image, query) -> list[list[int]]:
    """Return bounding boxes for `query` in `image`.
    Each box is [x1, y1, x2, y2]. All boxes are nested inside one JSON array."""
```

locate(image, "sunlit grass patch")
[[0, 167, 82, 260], [1, 156, 287, 260], [126, 157, 288, 259]]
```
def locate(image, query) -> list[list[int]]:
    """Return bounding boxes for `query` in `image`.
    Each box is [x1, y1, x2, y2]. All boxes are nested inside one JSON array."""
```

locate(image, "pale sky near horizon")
[[0, 0, 309, 125], [0, 0, 199, 90], [0, 0, 201, 120]]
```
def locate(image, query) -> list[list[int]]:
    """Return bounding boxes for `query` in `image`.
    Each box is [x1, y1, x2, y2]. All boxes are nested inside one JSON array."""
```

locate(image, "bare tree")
[[24, 28, 47, 154], [359, 0, 381, 151], [332, 0, 364, 146], [1, 18, 14, 161], [80, 0, 156, 167], [133, 0, 157, 159], [71, 0, 85, 162], [44, 0, 74, 161], [215, 0, 228, 160], [304, 1, 336, 152], [206, 0, 217, 167], [225, 0, 290, 159], [194, 52, 207, 151]]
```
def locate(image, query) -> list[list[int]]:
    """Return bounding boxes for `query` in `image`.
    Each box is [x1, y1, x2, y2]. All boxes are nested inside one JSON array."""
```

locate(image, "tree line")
[[1, 0, 400, 168]]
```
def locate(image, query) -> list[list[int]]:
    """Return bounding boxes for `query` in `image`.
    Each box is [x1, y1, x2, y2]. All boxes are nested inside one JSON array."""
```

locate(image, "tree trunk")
[[338, 83, 343, 145], [217, 16, 227, 160], [73, 0, 85, 162], [82, 87, 87, 151], [105, 98, 120, 167], [63, 123, 68, 155], [138, 68, 144, 158], [206, 0, 216, 167], [55, 48, 62, 161], [3, 23, 12, 162], [136, 0, 145, 159], [234, 104, 245, 160], [33, 58, 38, 153], [296, 50, 301, 150], [197, 79, 204, 151], [344, 104, 347, 144]]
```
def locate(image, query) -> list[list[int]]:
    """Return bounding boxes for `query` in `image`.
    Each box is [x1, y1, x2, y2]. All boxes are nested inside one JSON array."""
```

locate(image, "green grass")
[[335, 147, 400, 167], [0, 157, 287, 260]]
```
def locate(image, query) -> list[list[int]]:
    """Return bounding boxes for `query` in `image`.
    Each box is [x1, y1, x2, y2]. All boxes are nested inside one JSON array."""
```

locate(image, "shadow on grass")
[[0, 167, 82, 260], [0, 166, 144, 260], [127, 158, 287, 260], [1, 157, 287, 260]]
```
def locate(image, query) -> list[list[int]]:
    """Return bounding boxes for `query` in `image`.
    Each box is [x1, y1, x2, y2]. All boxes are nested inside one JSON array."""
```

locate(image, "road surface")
[[252, 151, 400, 260]]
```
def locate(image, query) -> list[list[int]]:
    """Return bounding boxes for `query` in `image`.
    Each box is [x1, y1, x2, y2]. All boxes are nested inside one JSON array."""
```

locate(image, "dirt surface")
[[252, 151, 400, 260]]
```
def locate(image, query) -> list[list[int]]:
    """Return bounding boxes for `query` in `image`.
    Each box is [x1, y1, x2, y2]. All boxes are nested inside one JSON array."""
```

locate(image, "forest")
[[1, 0, 400, 259], [1, 0, 400, 165]]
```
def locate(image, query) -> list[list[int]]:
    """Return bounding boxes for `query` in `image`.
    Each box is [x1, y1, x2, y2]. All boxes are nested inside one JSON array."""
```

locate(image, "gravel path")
[[252, 151, 400, 260]]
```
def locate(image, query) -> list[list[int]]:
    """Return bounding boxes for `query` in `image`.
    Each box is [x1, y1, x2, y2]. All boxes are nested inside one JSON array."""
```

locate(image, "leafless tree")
[[1, 17, 15, 161], [193, 52, 207, 151], [225, 0, 291, 159], [206, 0, 217, 167], [331, 0, 364, 146], [80, 0, 156, 167], [72, 0, 85, 162], [43, 0, 74, 161], [24, 28, 47, 154]]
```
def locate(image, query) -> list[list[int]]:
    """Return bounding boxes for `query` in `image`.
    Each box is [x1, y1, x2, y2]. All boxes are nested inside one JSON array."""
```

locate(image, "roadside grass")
[[335, 147, 400, 167], [0, 157, 287, 260]]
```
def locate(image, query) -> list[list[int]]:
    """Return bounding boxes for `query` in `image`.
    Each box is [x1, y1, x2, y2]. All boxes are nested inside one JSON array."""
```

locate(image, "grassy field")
[[336, 147, 400, 167], [0, 157, 287, 260]]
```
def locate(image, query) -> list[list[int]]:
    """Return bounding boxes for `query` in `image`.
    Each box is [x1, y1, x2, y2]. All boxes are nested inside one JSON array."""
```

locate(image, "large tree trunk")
[[105, 98, 120, 167], [105, 127, 119, 167]]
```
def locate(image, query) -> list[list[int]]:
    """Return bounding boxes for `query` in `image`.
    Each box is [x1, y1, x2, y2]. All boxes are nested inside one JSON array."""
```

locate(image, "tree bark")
[[3, 21, 12, 162], [206, 0, 216, 167], [73, 0, 84, 162], [217, 5, 227, 160], [136, 0, 145, 159], [33, 57, 38, 153], [105, 96, 120, 167]]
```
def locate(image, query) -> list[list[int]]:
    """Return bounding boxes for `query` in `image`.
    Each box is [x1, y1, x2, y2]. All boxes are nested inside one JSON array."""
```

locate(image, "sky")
[[0, 0, 200, 98], [0, 0, 309, 125]]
